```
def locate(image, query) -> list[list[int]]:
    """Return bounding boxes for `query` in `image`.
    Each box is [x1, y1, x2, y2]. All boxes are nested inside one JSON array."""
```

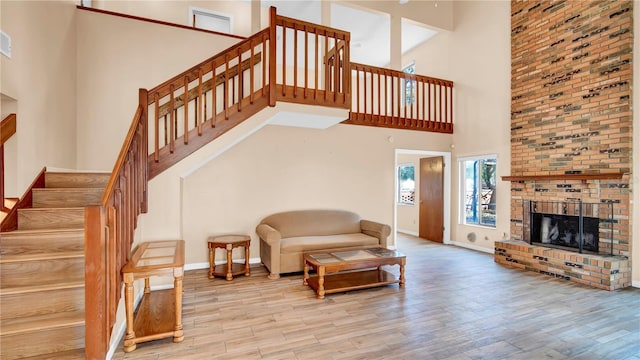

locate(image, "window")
[[403, 62, 416, 106], [459, 156, 497, 227], [190, 7, 231, 34], [397, 164, 415, 205]]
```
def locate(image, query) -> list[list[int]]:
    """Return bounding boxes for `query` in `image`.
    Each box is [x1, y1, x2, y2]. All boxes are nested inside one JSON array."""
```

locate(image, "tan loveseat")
[[256, 209, 391, 279]]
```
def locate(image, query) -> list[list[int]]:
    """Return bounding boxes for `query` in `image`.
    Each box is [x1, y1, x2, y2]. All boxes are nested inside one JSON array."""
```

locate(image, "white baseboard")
[[449, 240, 494, 254], [633, 280, 640, 288], [397, 230, 418, 237]]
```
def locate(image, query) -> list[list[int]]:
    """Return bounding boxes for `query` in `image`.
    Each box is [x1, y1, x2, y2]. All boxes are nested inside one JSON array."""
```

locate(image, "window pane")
[[461, 157, 496, 227], [398, 164, 415, 205]]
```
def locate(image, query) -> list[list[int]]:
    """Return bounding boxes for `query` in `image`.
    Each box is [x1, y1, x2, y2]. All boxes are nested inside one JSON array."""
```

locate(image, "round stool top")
[[208, 234, 250, 244]]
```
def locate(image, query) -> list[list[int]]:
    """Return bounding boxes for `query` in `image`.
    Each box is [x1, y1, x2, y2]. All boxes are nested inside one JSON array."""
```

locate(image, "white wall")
[[0, 0, 78, 196], [402, 0, 511, 252], [177, 121, 451, 265]]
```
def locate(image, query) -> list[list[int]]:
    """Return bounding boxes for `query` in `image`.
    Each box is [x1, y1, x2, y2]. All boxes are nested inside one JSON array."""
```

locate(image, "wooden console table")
[[122, 240, 185, 352]]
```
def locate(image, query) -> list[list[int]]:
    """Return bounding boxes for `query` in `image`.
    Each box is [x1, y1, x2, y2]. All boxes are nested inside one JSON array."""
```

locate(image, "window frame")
[[397, 163, 416, 206], [458, 154, 497, 228], [402, 62, 416, 107], [189, 6, 233, 34]]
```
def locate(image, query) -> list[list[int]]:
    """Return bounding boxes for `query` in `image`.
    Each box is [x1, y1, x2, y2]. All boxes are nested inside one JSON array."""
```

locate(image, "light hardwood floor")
[[112, 234, 640, 360]]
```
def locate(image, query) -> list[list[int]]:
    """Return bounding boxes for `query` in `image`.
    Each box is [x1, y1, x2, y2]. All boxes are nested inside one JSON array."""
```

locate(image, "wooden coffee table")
[[303, 246, 405, 299]]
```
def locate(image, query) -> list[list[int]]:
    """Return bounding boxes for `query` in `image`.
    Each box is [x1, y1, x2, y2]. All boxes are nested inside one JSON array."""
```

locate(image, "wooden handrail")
[[1, 113, 17, 212], [345, 62, 454, 133], [1, 113, 16, 145], [85, 90, 148, 359], [0, 167, 46, 232]]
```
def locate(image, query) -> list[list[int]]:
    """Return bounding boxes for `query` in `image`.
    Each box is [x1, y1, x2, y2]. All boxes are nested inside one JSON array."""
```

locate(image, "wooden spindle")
[[304, 26, 308, 99], [282, 25, 287, 96], [224, 54, 229, 120], [324, 35, 328, 100], [183, 77, 189, 144], [314, 32, 318, 100], [377, 70, 381, 118], [212, 61, 217, 127], [293, 27, 298, 97], [250, 40, 255, 104], [356, 68, 360, 114], [169, 85, 175, 153], [237, 47, 243, 112], [154, 93, 159, 162], [449, 85, 453, 127], [197, 69, 203, 135]]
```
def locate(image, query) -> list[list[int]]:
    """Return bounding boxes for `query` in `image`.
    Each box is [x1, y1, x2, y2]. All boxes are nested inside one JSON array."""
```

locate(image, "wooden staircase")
[[0, 172, 109, 359]]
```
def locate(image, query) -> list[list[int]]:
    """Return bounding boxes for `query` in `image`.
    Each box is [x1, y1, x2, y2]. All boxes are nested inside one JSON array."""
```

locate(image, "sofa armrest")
[[360, 220, 391, 248], [256, 223, 281, 246]]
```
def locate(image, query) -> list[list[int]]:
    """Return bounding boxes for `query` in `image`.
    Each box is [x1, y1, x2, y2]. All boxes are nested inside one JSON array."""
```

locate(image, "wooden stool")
[[208, 234, 251, 280]]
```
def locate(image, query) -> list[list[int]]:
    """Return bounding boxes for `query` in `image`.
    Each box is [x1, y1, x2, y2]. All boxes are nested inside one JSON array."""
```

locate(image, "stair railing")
[[146, 27, 271, 178], [84, 91, 148, 360], [345, 63, 454, 133], [1, 113, 17, 212], [271, 8, 350, 108]]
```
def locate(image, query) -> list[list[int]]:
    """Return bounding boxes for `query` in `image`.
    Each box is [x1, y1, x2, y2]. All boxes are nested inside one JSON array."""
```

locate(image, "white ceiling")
[[260, 0, 438, 68]]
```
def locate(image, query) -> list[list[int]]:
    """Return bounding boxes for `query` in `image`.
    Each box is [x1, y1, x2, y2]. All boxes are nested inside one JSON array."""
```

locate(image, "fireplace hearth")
[[522, 200, 613, 255]]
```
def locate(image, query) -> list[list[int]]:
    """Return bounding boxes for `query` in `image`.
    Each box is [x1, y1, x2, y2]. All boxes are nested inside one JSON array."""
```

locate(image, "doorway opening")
[[394, 149, 451, 250]]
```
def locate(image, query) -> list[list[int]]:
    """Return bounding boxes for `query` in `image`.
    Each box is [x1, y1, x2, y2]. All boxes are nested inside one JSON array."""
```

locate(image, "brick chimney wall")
[[509, 0, 633, 254], [499, 1, 633, 289]]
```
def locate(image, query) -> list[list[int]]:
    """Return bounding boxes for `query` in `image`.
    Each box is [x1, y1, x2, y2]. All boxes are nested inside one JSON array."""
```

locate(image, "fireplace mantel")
[[501, 172, 624, 182]]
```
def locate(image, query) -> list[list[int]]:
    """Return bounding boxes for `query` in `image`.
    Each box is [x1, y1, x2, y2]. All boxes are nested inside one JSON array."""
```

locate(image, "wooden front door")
[[419, 156, 444, 242]]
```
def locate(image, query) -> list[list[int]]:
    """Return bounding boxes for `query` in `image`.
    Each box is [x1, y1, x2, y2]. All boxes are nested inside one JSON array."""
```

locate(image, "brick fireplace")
[[495, 0, 633, 290]]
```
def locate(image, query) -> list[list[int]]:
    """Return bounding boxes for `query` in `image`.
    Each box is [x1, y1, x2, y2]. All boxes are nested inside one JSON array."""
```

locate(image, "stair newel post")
[[84, 205, 108, 360], [139, 88, 149, 213], [268, 6, 277, 107]]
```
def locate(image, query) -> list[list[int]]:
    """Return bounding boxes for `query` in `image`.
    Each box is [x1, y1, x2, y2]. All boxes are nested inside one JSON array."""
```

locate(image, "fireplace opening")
[[522, 200, 613, 255], [531, 213, 599, 252]]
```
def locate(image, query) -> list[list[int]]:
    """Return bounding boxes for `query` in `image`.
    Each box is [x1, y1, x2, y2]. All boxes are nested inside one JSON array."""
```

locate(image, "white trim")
[[188, 6, 233, 34], [394, 149, 451, 247], [449, 240, 494, 255], [457, 154, 498, 228], [632, 281, 640, 288]]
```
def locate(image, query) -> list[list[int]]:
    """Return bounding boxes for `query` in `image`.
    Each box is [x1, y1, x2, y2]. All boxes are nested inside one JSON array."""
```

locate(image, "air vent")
[[1, 30, 11, 58]]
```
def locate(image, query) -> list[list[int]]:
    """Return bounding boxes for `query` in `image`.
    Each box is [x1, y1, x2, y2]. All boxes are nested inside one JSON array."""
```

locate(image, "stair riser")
[[17, 209, 84, 230], [0, 324, 84, 360], [0, 232, 84, 257], [0, 258, 85, 288], [45, 172, 110, 189], [0, 287, 85, 321], [32, 189, 103, 208]]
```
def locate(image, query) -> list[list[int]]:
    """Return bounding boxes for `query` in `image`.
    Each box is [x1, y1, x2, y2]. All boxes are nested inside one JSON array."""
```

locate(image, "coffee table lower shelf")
[[305, 269, 400, 298]]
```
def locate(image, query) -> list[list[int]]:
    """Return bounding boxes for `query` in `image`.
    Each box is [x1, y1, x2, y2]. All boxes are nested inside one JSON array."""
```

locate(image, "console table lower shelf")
[[131, 289, 177, 343], [122, 240, 185, 352]]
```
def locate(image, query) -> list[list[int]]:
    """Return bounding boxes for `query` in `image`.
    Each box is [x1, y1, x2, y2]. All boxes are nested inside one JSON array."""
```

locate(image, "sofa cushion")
[[280, 233, 379, 253], [261, 209, 362, 238]]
